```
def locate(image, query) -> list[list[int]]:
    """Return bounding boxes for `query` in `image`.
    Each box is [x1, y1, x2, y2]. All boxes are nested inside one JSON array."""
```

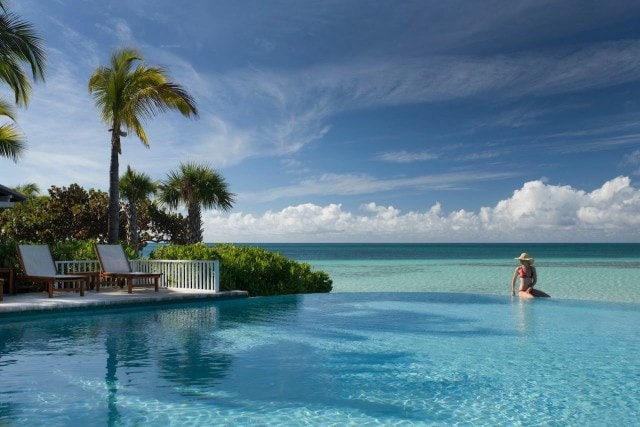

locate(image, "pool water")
[[1, 293, 639, 426]]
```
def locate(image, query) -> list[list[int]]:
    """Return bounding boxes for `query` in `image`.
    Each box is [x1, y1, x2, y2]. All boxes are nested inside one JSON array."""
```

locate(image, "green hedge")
[[150, 243, 333, 297], [49, 240, 138, 261]]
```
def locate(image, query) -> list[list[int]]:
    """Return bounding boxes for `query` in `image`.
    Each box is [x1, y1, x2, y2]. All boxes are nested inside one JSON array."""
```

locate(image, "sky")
[[2, 0, 640, 242]]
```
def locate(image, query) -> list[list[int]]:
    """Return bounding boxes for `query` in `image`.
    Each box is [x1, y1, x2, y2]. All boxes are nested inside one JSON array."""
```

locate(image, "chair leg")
[[127, 277, 133, 293], [154, 276, 159, 292]]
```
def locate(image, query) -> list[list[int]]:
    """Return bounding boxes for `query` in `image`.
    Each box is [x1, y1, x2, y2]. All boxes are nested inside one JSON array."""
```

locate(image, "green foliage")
[[151, 243, 332, 296], [48, 240, 137, 261], [158, 162, 235, 244], [0, 184, 112, 243], [0, 237, 19, 270], [150, 242, 217, 261], [50, 240, 98, 261], [135, 199, 189, 246], [0, 183, 188, 247]]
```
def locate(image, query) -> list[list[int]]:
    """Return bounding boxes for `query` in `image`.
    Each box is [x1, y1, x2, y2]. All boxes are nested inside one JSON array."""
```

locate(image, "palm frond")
[[0, 56, 31, 105], [0, 122, 25, 161], [0, 11, 46, 105], [120, 165, 156, 202]]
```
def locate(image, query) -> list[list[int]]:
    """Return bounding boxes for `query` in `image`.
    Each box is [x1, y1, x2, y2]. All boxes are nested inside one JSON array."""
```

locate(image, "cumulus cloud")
[[203, 176, 640, 243]]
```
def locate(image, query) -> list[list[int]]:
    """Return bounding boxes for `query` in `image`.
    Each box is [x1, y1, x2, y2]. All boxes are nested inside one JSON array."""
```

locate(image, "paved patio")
[[0, 287, 249, 315]]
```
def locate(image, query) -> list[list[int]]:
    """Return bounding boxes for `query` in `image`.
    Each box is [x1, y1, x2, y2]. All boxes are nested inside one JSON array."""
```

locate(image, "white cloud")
[[624, 149, 640, 175], [240, 171, 518, 203], [185, 39, 640, 164], [202, 176, 640, 243], [12, 6, 640, 183], [376, 150, 438, 163]]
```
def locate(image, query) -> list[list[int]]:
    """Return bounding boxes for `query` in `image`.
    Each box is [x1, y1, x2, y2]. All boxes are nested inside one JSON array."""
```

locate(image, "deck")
[[0, 287, 249, 315]]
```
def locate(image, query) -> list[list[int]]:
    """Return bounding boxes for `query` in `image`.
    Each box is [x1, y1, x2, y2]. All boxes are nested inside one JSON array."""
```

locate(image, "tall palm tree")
[[0, 1, 46, 161], [88, 47, 198, 243], [120, 165, 156, 250], [159, 162, 235, 244]]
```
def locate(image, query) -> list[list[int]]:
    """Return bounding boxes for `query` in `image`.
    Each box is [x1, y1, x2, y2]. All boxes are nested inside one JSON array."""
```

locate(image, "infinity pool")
[[1, 293, 638, 426]]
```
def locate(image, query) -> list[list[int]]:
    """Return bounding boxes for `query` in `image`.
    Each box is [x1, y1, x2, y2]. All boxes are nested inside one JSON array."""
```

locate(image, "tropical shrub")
[[0, 184, 188, 248], [150, 243, 333, 296], [0, 237, 19, 270], [48, 240, 138, 261]]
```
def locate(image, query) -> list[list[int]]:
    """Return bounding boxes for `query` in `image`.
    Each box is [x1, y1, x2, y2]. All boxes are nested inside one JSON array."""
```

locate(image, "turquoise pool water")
[[1, 293, 639, 426]]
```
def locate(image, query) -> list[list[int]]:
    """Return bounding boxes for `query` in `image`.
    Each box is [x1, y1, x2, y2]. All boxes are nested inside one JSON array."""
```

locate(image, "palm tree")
[[120, 165, 156, 250], [88, 47, 198, 243], [11, 182, 39, 198], [159, 162, 235, 244], [0, 1, 46, 161]]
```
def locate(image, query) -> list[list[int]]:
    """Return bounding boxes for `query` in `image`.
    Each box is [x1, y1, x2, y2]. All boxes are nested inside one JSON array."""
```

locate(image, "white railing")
[[132, 260, 219, 292], [55, 259, 220, 292], [56, 260, 101, 274]]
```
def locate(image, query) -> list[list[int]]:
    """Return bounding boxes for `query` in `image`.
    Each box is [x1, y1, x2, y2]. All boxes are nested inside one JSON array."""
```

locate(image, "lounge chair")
[[16, 244, 86, 298], [94, 244, 162, 293]]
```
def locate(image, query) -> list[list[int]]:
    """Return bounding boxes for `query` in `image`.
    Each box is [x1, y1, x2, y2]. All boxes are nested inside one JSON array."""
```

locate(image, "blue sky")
[[2, 0, 640, 242]]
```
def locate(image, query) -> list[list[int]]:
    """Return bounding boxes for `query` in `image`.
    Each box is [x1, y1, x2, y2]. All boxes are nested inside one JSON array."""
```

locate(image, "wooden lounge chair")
[[16, 244, 86, 298], [94, 244, 162, 293]]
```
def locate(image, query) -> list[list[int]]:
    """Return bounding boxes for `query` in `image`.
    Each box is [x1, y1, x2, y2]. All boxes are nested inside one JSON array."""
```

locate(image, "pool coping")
[[0, 287, 249, 315]]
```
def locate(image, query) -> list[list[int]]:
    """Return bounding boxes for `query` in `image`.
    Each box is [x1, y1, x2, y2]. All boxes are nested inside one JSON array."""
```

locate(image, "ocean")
[[147, 243, 640, 304]]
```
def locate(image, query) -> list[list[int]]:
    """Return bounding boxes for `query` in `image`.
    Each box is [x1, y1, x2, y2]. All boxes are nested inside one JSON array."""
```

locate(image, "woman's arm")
[[511, 268, 518, 295]]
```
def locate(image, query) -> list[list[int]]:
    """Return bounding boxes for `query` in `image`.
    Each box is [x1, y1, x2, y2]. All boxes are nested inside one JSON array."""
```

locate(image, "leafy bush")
[[0, 184, 188, 250], [49, 240, 138, 261], [151, 243, 333, 296], [50, 240, 98, 261], [0, 237, 19, 270], [150, 242, 218, 261]]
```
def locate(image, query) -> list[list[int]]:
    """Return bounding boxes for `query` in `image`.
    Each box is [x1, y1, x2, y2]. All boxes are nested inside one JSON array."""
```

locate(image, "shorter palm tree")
[[120, 165, 156, 250], [0, 101, 24, 161], [159, 162, 235, 244], [11, 182, 39, 198]]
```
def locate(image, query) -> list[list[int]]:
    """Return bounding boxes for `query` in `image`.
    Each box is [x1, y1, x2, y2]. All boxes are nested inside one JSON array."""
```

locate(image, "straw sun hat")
[[515, 253, 535, 264]]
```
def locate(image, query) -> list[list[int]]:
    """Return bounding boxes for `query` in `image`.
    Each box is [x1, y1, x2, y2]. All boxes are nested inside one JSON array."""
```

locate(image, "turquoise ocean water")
[[229, 243, 640, 304]]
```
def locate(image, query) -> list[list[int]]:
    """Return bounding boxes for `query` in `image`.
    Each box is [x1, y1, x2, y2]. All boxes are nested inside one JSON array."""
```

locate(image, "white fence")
[[55, 259, 220, 292]]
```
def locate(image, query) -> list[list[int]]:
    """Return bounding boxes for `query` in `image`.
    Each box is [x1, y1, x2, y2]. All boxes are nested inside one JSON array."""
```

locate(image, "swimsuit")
[[518, 266, 534, 279], [518, 266, 535, 292]]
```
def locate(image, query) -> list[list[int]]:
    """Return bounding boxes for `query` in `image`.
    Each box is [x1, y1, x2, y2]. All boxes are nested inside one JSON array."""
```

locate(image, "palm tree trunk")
[[108, 137, 120, 243], [187, 203, 203, 244]]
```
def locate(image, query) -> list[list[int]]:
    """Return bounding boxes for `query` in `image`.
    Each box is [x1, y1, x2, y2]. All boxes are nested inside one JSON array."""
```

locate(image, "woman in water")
[[511, 253, 550, 298]]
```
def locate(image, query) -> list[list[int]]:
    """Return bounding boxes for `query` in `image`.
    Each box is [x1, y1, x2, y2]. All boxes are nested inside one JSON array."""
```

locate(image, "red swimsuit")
[[518, 265, 534, 278]]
